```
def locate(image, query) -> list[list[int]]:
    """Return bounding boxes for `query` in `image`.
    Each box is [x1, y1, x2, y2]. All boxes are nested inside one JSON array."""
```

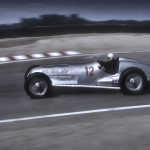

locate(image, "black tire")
[[120, 69, 146, 95], [24, 73, 51, 98], [24, 65, 39, 80]]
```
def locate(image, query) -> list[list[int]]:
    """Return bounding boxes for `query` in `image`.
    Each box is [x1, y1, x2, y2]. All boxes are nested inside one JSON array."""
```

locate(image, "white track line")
[[0, 104, 150, 124]]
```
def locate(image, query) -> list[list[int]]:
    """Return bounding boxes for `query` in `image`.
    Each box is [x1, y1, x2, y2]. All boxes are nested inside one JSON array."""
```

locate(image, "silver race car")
[[24, 57, 150, 98]]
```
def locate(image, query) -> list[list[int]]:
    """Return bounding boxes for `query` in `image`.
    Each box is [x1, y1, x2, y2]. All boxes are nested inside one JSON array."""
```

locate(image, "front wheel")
[[24, 74, 51, 98], [121, 71, 146, 95]]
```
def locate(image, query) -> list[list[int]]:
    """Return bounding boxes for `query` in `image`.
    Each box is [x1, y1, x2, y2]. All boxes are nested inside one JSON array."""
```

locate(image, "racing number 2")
[[85, 66, 94, 76]]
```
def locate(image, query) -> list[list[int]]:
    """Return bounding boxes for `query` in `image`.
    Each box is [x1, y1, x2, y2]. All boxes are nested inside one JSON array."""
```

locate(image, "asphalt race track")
[[0, 51, 150, 150]]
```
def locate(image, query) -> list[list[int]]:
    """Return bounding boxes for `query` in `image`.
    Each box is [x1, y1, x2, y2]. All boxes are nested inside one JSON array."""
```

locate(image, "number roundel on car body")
[[85, 66, 94, 76]]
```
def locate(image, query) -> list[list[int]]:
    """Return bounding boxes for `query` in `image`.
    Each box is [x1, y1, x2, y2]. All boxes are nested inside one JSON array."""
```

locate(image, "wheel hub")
[[29, 77, 48, 96], [130, 78, 135, 83], [34, 82, 40, 88], [125, 73, 143, 92]]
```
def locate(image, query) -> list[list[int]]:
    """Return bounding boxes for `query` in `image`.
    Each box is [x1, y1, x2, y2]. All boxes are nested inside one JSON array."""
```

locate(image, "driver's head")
[[107, 53, 114, 61]]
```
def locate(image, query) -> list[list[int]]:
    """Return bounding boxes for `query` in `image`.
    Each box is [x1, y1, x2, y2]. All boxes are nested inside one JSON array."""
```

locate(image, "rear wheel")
[[25, 74, 51, 98], [121, 70, 146, 95]]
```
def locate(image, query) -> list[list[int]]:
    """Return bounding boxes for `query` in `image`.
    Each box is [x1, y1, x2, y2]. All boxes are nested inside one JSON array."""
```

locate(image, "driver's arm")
[[97, 60, 103, 65], [97, 60, 105, 71]]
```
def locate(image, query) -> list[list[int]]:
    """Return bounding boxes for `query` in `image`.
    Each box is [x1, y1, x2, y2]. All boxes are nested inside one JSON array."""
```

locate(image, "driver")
[[98, 53, 116, 74]]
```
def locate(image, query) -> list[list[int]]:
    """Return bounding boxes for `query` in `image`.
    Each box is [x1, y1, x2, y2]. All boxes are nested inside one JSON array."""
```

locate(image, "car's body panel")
[[26, 57, 150, 90], [118, 58, 150, 81]]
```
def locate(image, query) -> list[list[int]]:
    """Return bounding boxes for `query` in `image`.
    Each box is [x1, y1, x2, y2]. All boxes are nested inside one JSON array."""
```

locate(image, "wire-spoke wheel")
[[121, 70, 146, 95], [29, 77, 48, 96], [125, 73, 143, 92], [25, 74, 51, 98]]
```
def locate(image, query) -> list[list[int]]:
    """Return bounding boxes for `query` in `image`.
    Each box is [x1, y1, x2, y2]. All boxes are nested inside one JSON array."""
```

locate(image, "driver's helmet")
[[107, 53, 114, 61]]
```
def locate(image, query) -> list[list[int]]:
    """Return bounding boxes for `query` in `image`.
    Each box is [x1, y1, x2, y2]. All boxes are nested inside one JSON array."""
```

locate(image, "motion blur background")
[[1, 0, 150, 24], [1, 0, 150, 150], [1, 0, 150, 38]]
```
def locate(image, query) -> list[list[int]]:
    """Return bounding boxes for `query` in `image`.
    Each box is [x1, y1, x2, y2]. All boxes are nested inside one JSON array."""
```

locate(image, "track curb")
[[0, 51, 81, 63]]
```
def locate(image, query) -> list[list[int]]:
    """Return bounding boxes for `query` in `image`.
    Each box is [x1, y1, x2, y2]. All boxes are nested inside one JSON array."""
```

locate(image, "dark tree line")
[[0, 14, 150, 38], [1, 14, 150, 29], [0, 14, 91, 29]]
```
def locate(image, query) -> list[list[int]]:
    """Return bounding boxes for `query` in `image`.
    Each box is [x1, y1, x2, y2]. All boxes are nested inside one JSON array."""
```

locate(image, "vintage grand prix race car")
[[24, 57, 150, 98]]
